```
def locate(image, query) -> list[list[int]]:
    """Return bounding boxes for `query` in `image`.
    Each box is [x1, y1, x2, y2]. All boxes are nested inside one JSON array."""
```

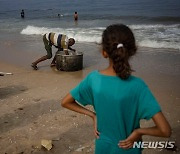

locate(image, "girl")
[[61, 24, 171, 154]]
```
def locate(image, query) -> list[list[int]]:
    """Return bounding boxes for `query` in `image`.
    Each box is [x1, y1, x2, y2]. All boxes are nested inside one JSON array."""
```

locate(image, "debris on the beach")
[[75, 146, 86, 152], [32, 145, 41, 149], [41, 139, 53, 151], [9, 138, 13, 143], [86, 148, 92, 153], [158, 149, 163, 151], [0, 72, 13, 76], [68, 146, 73, 152], [52, 137, 60, 141], [33, 98, 41, 102], [70, 115, 77, 118], [73, 122, 78, 128], [18, 107, 24, 110]]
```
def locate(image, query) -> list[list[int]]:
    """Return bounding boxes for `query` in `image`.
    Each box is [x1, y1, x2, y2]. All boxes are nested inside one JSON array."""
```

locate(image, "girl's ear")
[[102, 50, 108, 58]]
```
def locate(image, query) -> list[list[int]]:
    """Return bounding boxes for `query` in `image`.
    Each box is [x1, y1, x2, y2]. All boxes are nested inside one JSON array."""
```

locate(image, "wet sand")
[[0, 42, 180, 153]]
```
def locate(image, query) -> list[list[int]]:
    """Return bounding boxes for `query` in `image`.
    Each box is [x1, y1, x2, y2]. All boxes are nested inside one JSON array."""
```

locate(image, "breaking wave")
[[21, 25, 180, 50]]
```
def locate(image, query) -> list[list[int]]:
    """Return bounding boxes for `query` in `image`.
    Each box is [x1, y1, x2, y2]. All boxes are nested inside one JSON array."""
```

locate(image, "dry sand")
[[0, 45, 180, 154]]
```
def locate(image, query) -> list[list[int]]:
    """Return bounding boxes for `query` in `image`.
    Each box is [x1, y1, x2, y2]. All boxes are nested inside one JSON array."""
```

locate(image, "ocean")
[[0, 0, 180, 50]]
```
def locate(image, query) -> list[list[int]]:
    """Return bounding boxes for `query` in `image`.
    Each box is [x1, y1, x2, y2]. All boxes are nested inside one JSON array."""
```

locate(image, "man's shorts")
[[43, 34, 52, 59]]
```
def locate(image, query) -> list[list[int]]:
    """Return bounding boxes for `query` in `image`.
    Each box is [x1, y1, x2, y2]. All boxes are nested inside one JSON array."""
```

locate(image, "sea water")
[[0, 0, 180, 50]]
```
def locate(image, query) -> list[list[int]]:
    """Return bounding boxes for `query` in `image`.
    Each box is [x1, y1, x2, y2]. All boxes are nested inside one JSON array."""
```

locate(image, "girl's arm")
[[137, 112, 171, 137], [61, 93, 100, 138], [119, 112, 171, 149]]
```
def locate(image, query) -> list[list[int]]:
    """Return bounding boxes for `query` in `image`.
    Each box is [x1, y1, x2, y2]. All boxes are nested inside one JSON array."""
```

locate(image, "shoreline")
[[0, 46, 180, 153]]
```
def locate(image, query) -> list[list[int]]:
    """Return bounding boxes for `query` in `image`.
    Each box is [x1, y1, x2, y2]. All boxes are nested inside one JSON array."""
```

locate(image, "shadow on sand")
[[0, 85, 28, 99], [0, 100, 61, 134]]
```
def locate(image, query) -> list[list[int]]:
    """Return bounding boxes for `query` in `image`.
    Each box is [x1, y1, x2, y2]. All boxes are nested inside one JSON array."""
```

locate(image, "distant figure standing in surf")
[[74, 12, 78, 21], [21, 10, 25, 18], [31, 32, 76, 70]]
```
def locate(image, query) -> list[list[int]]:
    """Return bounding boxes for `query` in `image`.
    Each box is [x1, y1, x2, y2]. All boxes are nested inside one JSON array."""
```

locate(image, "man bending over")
[[31, 32, 75, 70]]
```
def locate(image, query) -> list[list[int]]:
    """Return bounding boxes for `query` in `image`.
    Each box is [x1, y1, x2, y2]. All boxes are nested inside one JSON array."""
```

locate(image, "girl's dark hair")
[[102, 24, 137, 79]]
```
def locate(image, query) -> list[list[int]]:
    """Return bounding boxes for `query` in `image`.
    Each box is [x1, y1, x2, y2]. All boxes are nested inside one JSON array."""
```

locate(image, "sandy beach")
[[0, 41, 180, 154]]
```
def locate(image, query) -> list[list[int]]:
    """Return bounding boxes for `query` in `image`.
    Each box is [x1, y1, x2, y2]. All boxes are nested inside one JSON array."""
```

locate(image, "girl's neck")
[[100, 60, 117, 76]]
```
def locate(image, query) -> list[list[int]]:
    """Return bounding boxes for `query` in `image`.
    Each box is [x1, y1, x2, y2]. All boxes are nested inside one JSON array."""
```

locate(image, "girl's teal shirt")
[[70, 70, 161, 154]]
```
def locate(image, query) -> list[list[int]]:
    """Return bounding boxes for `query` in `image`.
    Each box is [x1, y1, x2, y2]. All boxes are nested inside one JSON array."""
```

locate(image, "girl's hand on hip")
[[118, 129, 141, 149], [92, 114, 100, 139]]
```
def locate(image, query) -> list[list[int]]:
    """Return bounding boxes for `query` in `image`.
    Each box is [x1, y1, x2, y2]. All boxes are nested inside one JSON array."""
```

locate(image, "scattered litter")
[[41, 139, 53, 151], [73, 122, 78, 128], [68, 146, 73, 152], [32, 145, 41, 150], [18, 107, 23, 110], [9, 138, 13, 143], [75, 146, 86, 152], [69, 146, 73, 149], [52, 137, 60, 141], [86, 148, 92, 153], [0, 72, 13, 76], [33, 98, 41, 102]]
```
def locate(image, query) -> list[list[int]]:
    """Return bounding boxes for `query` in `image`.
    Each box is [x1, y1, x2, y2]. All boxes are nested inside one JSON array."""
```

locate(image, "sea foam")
[[21, 25, 180, 50]]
